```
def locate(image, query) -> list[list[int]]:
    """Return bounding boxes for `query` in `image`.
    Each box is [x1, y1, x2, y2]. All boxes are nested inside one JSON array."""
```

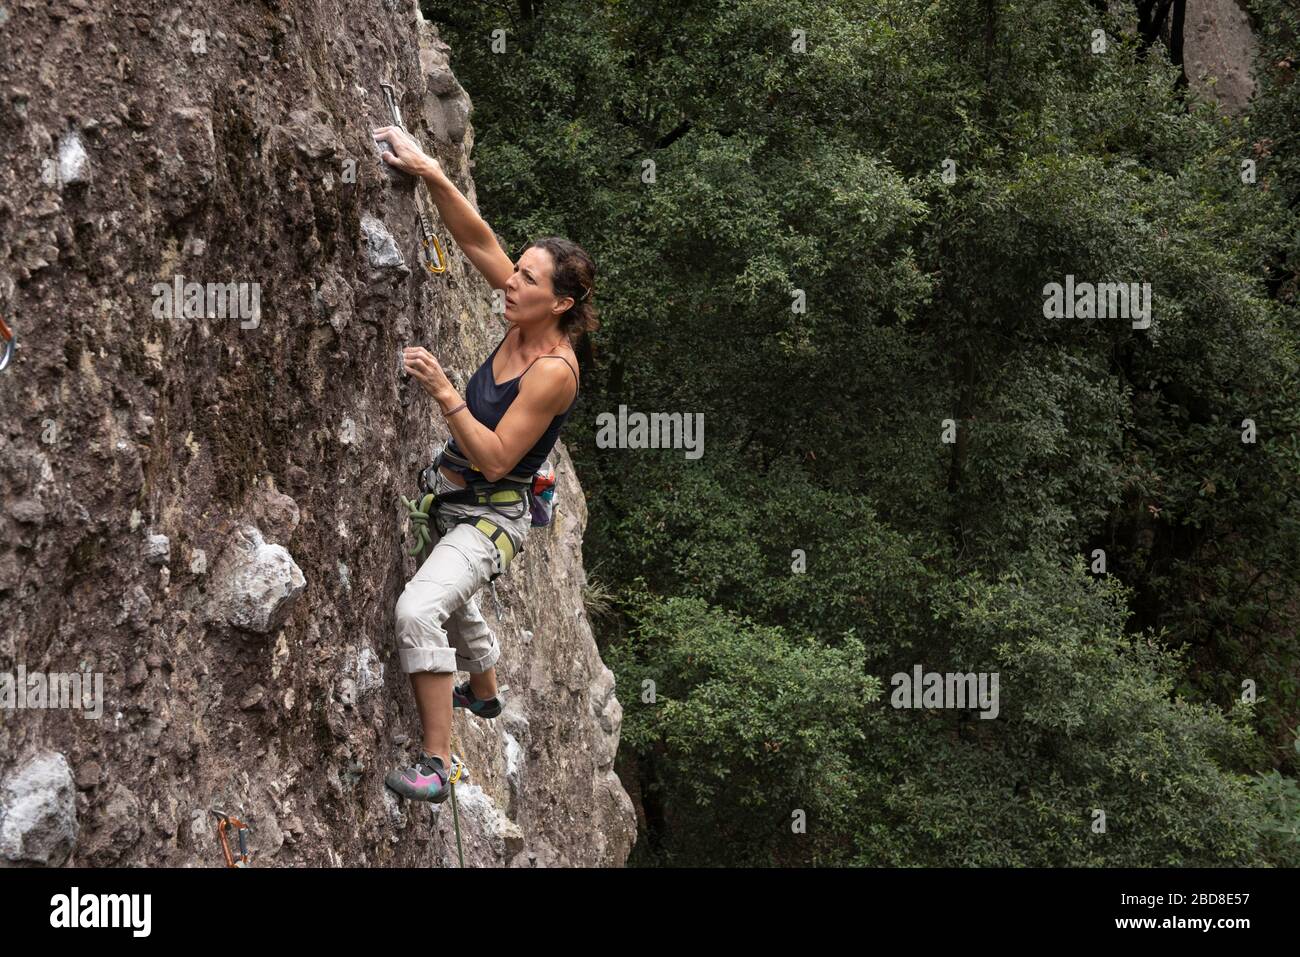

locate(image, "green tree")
[[427, 0, 1300, 864]]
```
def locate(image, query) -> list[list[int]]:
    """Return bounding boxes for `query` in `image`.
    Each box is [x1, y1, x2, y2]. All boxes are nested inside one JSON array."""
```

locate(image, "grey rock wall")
[[1183, 0, 1259, 115], [0, 0, 634, 867]]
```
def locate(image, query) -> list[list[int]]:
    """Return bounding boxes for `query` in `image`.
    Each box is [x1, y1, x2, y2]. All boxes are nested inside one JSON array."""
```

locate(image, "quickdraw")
[[210, 809, 252, 868], [380, 81, 448, 275], [0, 314, 15, 372]]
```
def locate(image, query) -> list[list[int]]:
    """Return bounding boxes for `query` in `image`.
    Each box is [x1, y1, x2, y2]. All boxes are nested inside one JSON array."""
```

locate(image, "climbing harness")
[[437, 442, 560, 527], [380, 81, 448, 275], [401, 484, 523, 581], [401, 441, 564, 581], [210, 809, 252, 868], [436, 442, 534, 489], [400, 446, 535, 582], [0, 313, 15, 372]]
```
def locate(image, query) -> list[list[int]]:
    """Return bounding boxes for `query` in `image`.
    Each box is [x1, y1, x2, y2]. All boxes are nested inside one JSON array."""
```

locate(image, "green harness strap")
[[468, 515, 517, 568]]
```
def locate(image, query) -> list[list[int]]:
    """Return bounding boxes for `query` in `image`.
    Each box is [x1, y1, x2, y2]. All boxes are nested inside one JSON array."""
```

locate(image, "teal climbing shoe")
[[452, 681, 503, 719]]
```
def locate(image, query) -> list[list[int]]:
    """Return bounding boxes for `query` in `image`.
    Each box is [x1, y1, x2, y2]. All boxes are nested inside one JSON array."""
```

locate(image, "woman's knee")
[[395, 579, 451, 633], [394, 586, 420, 631]]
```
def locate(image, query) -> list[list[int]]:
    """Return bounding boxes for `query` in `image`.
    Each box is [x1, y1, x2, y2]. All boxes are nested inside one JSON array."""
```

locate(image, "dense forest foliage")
[[424, 0, 1300, 865]]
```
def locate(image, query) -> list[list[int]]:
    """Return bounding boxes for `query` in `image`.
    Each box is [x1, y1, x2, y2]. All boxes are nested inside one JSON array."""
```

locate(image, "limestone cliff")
[[1182, 0, 1260, 115], [0, 0, 635, 867]]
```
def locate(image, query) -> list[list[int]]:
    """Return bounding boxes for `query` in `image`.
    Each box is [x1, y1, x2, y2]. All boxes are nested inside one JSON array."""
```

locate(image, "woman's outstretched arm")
[[372, 125, 514, 292]]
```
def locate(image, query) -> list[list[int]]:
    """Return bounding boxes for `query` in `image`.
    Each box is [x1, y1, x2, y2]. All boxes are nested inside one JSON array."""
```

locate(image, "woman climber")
[[372, 124, 597, 804]]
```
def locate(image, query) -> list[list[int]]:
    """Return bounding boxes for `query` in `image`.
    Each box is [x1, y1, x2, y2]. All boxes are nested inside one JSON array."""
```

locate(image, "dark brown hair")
[[522, 236, 599, 355]]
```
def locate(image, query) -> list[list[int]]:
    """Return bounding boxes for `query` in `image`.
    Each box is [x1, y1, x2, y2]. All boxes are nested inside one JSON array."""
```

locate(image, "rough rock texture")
[[206, 524, 307, 635], [0, 750, 78, 867], [1182, 0, 1259, 115], [0, 1, 634, 867]]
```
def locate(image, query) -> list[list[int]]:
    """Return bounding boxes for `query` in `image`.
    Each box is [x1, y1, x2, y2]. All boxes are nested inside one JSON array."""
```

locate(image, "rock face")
[[1182, 0, 1259, 115], [206, 525, 307, 635], [0, 1, 634, 866], [0, 751, 78, 867]]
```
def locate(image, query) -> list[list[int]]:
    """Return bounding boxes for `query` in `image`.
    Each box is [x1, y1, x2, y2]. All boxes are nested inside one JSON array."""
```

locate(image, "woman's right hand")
[[373, 126, 442, 179]]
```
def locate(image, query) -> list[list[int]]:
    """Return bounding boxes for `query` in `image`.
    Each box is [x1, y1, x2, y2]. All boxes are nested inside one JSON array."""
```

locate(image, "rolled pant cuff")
[[456, 640, 501, 674], [399, 647, 459, 674]]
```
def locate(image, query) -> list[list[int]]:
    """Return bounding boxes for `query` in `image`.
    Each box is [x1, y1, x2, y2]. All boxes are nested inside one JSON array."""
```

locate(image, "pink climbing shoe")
[[384, 751, 459, 803]]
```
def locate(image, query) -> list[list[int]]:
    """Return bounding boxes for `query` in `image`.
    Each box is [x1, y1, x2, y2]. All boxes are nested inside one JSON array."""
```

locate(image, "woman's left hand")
[[403, 346, 456, 404]]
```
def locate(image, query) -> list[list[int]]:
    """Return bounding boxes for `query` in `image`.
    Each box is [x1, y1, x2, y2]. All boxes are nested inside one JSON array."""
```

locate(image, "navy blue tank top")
[[446, 326, 579, 477]]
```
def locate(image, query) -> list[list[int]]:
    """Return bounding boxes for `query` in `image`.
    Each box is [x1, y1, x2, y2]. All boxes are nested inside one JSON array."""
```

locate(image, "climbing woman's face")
[[504, 247, 570, 323]]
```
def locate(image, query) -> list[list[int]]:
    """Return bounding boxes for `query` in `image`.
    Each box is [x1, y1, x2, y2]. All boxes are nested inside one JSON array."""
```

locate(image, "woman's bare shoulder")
[[558, 344, 580, 392], [521, 350, 579, 412]]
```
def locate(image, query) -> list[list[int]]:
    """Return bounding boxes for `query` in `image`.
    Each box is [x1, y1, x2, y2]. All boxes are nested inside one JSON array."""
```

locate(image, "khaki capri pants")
[[395, 468, 531, 675]]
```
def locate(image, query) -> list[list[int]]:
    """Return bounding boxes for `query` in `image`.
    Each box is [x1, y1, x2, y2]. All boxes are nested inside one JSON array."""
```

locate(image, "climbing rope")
[[401, 492, 437, 557], [447, 752, 466, 868]]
